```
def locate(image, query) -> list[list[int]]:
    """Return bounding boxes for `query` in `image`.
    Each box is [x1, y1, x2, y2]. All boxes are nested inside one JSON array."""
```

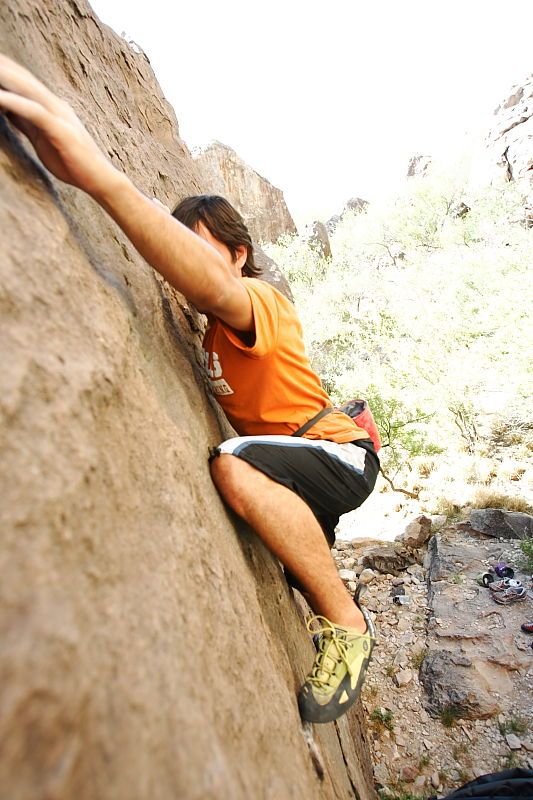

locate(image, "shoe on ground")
[[492, 586, 527, 605], [489, 578, 522, 592], [298, 606, 376, 724], [521, 620, 533, 633]]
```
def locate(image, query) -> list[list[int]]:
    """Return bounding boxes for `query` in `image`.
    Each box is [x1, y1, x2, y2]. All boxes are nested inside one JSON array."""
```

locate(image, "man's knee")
[[210, 453, 249, 497], [210, 454, 251, 516]]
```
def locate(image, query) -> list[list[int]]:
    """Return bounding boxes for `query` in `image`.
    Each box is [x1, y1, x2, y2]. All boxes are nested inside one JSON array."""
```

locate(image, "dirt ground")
[[335, 501, 533, 798]]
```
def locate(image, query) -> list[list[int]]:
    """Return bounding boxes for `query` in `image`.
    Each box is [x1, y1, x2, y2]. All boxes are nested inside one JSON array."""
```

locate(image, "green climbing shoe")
[[298, 607, 376, 724]]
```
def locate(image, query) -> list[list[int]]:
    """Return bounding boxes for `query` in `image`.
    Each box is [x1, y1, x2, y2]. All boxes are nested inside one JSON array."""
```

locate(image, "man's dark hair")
[[172, 195, 261, 278]]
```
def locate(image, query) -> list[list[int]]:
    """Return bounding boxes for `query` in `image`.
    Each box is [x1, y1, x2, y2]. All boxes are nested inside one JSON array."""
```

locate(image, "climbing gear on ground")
[[297, 606, 376, 724], [489, 578, 523, 593], [475, 572, 495, 586], [493, 562, 515, 579], [492, 585, 527, 605], [432, 766, 533, 798], [292, 398, 382, 452], [520, 620, 533, 634], [394, 595, 411, 606], [391, 585, 406, 604], [390, 585, 410, 605]]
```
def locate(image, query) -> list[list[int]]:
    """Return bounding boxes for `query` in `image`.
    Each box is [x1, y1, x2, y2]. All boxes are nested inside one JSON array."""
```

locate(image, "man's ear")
[[235, 245, 248, 273]]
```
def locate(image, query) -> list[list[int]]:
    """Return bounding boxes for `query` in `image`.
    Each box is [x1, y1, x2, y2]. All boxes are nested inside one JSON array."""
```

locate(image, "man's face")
[[195, 221, 245, 278]]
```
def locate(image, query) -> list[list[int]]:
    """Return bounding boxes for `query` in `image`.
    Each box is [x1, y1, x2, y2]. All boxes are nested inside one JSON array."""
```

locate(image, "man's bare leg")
[[210, 454, 366, 632]]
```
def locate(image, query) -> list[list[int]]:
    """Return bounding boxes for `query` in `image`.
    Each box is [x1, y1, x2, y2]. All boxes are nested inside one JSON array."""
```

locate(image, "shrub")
[[489, 413, 533, 450], [519, 538, 533, 571], [473, 489, 532, 514], [502, 752, 521, 770], [432, 497, 462, 519], [418, 753, 431, 769], [457, 768, 472, 784], [439, 705, 461, 727], [417, 458, 437, 478], [499, 717, 530, 736], [264, 170, 531, 497], [370, 707, 395, 731], [449, 573, 464, 585]]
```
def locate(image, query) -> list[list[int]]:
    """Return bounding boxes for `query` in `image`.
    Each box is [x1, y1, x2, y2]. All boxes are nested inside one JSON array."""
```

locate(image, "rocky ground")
[[332, 521, 533, 799]]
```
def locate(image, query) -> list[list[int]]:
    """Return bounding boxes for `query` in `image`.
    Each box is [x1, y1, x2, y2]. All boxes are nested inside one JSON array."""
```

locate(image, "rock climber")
[[0, 53, 379, 723]]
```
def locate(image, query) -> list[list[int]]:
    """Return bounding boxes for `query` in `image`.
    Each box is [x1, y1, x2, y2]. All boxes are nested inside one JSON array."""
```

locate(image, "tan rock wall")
[[0, 3, 375, 799], [194, 141, 298, 243], [488, 75, 533, 184], [470, 74, 533, 192]]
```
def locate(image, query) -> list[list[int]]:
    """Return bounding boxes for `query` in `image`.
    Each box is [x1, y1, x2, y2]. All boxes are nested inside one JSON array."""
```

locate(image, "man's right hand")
[[0, 53, 254, 332], [0, 54, 119, 200]]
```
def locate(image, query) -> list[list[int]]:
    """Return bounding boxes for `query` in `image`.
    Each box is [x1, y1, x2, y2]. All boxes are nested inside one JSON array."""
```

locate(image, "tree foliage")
[[266, 168, 532, 476]]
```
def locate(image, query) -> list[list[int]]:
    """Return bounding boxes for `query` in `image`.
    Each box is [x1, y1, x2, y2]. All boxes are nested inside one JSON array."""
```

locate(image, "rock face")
[[326, 197, 369, 233], [0, 4, 374, 799], [345, 197, 370, 213], [468, 508, 533, 540], [306, 220, 332, 259], [398, 515, 432, 548], [193, 140, 297, 243], [426, 534, 465, 582], [423, 534, 532, 724], [407, 155, 432, 177], [487, 75, 533, 184], [334, 532, 533, 788], [253, 244, 294, 301], [362, 544, 419, 576], [420, 650, 502, 720]]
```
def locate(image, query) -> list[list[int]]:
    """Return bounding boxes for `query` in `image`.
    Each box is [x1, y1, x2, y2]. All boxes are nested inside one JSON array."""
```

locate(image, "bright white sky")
[[90, 0, 532, 226]]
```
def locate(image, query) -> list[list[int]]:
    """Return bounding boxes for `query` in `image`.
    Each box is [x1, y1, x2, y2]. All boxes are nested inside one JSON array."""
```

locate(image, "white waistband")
[[217, 434, 367, 473]]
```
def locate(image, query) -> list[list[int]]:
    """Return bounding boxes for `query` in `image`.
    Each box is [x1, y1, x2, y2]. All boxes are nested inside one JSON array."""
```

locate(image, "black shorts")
[[212, 434, 379, 547]]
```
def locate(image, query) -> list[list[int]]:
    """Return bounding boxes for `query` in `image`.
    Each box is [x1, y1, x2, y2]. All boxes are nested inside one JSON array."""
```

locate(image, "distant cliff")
[[0, 2, 374, 799], [487, 75, 533, 184], [194, 140, 298, 243]]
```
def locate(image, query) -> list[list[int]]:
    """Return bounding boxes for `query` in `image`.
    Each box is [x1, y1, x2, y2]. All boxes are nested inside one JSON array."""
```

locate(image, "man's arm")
[[0, 54, 253, 331]]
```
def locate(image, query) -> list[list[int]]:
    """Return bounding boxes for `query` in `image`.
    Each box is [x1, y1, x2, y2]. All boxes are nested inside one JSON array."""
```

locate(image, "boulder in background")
[[193, 140, 298, 244]]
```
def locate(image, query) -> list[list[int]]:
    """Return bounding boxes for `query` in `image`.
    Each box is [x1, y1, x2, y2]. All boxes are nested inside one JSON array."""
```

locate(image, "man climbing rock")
[[0, 54, 378, 723]]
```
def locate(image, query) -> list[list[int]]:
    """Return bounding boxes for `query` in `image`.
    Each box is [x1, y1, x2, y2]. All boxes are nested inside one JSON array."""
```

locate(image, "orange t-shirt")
[[202, 278, 369, 444]]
